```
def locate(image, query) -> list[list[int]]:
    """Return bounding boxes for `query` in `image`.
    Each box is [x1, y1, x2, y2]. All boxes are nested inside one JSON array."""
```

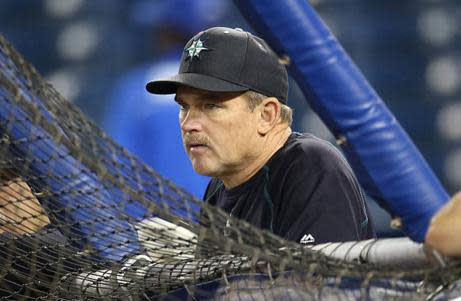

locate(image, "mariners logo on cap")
[[184, 39, 209, 59]]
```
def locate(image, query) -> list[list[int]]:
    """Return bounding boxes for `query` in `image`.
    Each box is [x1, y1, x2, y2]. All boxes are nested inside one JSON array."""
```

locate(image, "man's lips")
[[187, 143, 209, 151]]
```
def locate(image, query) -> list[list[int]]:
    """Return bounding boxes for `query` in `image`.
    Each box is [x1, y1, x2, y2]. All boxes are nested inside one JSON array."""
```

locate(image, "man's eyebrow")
[[200, 92, 225, 101], [202, 94, 218, 100]]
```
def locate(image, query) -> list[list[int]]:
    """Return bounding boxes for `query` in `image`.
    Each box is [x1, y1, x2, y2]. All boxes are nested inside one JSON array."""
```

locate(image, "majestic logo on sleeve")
[[300, 233, 315, 244], [184, 39, 209, 59]]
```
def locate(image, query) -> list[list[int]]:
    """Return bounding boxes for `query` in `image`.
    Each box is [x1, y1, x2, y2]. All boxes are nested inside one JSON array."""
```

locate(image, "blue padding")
[[233, 0, 449, 242]]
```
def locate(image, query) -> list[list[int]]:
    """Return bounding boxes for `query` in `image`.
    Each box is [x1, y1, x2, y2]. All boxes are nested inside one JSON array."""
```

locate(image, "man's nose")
[[180, 109, 202, 132]]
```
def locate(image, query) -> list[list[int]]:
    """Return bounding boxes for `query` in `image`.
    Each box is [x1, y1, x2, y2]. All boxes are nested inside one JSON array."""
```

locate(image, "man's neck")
[[221, 127, 292, 189]]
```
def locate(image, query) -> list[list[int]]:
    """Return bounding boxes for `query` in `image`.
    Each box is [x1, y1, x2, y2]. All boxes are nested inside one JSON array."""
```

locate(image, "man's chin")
[[192, 164, 215, 177]]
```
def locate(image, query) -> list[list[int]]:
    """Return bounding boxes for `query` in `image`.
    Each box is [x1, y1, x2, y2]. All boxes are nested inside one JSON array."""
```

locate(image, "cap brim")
[[146, 73, 249, 94]]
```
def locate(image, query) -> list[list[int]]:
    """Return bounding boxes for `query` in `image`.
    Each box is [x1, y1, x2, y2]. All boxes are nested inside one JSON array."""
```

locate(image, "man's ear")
[[257, 97, 281, 135]]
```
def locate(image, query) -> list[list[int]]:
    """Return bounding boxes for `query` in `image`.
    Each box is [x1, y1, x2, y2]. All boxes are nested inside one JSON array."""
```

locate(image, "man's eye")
[[205, 103, 219, 109]]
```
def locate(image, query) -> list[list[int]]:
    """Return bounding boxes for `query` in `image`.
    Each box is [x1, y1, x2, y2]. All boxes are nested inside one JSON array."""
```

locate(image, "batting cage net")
[[0, 34, 461, 301]]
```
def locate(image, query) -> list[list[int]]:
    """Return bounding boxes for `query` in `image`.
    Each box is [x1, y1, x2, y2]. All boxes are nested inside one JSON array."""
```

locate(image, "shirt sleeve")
[[274, 141, 375, 244]]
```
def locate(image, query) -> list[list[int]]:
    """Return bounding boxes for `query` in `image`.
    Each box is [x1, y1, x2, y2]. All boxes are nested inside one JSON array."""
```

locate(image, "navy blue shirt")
[[203, 132, 375, 245]]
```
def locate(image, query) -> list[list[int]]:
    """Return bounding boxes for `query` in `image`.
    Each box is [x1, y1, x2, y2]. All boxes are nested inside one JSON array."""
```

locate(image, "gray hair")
[[243, 91, 293, 126]]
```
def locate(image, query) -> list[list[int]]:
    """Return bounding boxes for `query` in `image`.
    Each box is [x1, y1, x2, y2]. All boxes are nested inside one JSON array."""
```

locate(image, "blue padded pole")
[[233, 0, 449, 242]]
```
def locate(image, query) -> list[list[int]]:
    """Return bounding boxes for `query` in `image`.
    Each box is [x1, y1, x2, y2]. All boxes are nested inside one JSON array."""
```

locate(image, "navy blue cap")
[[146, 27, 289, 103]]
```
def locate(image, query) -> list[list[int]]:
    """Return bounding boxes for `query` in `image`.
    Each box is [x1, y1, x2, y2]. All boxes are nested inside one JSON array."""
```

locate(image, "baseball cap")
[[146, 27, 289, 103]]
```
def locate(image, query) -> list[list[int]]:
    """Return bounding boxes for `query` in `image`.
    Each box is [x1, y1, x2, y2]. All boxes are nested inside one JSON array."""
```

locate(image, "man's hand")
[[425, 191, 461, 257], [0, 174, 50, 235]]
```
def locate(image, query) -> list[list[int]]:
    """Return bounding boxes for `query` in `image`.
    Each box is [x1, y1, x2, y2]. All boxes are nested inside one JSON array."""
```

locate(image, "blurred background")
[[1, 0, 461, 237]]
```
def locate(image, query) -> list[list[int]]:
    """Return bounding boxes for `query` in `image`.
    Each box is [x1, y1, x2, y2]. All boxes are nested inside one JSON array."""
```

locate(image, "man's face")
[[175, 86, 262, 178]]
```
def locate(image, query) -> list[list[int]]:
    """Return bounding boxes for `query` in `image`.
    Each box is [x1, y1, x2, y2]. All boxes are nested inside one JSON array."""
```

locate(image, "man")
[[425, 191, 461, 257], [146, 27, 375, 244]]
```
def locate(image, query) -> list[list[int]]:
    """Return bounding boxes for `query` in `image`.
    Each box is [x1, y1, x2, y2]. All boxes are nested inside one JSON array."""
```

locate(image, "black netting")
[[0, 34, 460, 301]]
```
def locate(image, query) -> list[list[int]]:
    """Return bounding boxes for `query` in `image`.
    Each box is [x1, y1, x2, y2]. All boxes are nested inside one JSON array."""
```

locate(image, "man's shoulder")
[[287, 132, 337, 151], [278, 132, 344, 166]]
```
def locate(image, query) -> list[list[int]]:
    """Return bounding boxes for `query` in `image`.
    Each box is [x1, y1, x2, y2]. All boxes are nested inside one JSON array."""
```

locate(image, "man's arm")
[[425, 191, 461, 257]]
